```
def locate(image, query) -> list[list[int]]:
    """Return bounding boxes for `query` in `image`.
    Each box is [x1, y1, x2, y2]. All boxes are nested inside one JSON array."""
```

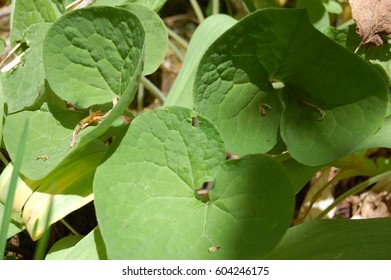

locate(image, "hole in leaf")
[[196, 181, 214, 203], [226, 152, 240, 160], [270, 79, 284, 89], [208, 245, 221, 253], [191, 116, 199, 127]]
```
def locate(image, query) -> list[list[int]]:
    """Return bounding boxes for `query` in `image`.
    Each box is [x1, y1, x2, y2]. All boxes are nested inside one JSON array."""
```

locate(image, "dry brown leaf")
[[349, 0, 391, 49]]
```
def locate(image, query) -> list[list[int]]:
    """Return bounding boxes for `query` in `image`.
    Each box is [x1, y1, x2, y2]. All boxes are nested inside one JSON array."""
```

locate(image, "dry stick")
[[0, 42, 23, 72]]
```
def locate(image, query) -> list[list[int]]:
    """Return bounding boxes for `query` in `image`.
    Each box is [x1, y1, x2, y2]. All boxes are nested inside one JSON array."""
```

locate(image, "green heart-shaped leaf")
[[43, 6, 144, 108], [94, 107, 294, 259], [5, 7, 144, 179], [120, 4, 168, 75], [164, 14, 237, 108], [93, 0, 167, 12], [46, 228, 107, 260], [267, 218, 391, 259], [194, 9, 388, 166], [3, 23, 52, 113], [10, 0, 64, 43]]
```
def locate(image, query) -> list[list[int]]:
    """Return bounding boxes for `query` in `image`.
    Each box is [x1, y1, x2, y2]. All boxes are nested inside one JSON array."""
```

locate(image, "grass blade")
[[0, 120, 29, 259]]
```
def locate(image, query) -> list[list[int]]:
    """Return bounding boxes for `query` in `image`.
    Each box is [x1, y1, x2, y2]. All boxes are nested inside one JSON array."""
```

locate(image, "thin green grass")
[[0, 120, 29, 259], [33, 200, 53, 260]]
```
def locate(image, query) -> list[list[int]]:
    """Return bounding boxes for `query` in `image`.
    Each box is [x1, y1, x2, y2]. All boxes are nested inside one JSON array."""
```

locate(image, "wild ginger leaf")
[[268, 218, 391, 259], [3, 23, 52, 113], [94, 107, 294, 259], [120, 4, 168, 75], [10, 0, 64, 43], [194, 9, 388, 166], [43, 6, 144, 108]]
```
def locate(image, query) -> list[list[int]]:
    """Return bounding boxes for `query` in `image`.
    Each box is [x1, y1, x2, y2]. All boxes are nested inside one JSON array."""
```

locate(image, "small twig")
[[0, 42, 23, 72]]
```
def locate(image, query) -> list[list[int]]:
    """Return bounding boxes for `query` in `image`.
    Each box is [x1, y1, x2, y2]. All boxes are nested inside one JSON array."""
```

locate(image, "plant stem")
[[168, 40, 185, 61], [296, 168, 363, 224], [34, 196, 54, 260], [242, 0, 257, 12], [166, 27, 189, 50], [316, 170, 391, 219], [137, 82, 144, 112], [60, 219, 80, 236], [189, 0, 205, 22], [0, 151, 9, 166], [225, 0, 234, 16], [141, 76, 166, 103], [212, 0, 220, 15]]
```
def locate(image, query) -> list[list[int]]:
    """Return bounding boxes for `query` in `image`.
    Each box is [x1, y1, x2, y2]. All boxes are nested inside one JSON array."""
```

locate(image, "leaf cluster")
[[1, 0, 391, 260]]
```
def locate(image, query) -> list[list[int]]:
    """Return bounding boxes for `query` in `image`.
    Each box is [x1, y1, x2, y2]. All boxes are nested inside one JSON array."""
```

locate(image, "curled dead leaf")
[[349, 0, 391, 49]]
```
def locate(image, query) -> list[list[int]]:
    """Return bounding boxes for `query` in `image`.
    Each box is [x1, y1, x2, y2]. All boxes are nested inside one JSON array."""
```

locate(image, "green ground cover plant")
[[1, 0, 391, 259]]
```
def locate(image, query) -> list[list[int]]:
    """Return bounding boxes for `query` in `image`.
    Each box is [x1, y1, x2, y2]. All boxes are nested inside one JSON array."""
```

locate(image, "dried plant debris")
[[349, 0, 391, 49], [336, 191, 391, 219]]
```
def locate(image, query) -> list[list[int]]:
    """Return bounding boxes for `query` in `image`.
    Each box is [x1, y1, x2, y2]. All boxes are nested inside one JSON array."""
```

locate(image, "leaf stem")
[[168, 40, 185, 61], [137, 82, 144, 112], [0, 151, 9, 166], [212, 0, 220, 15], [166, 27, 189, 50], [296, 168, 363, 223], [141, 76, 166, 103], [225, 0, 234, 16], [316, 170, 391, 219], [189, 0, 205, 22], [60, 218, 80, 236], [242, 0, 257, 13]]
